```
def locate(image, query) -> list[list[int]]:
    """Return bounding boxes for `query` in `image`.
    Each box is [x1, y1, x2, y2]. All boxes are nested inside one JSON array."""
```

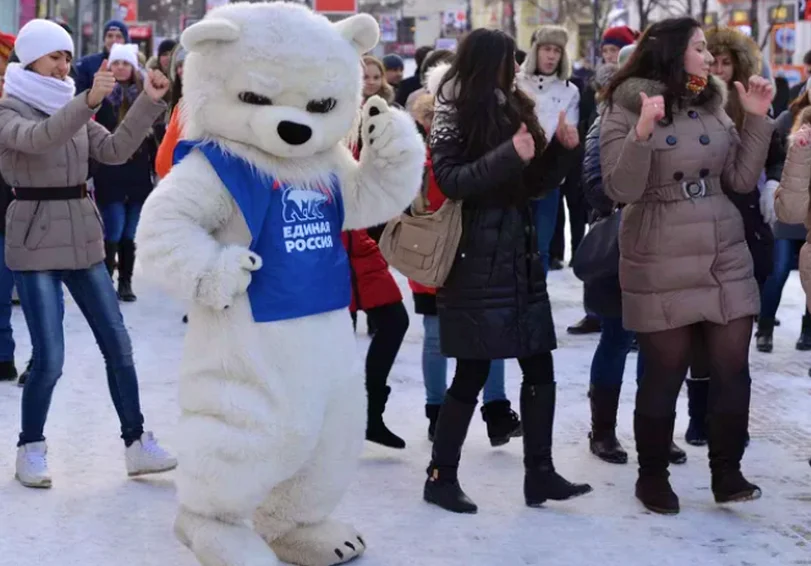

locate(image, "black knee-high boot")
[[522, 382, 592, 506], [424, 394, 478, 514], [117, 239, 137, 302], [685, 377, 709, 446], [634, 412, 680, 514], [588, 384, 628, 464], [104, 241, 118, 277], [707, 369, 760, 504]]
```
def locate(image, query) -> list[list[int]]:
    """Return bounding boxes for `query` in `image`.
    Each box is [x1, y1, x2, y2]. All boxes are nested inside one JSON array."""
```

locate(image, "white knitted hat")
[[109, 43, 140, 70], [14, 19, 74, 67]]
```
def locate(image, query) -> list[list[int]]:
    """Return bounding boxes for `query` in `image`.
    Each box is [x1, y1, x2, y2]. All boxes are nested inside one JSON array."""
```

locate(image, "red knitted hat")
[[602, 26, 639, 49], [0, 32, 15, 60]]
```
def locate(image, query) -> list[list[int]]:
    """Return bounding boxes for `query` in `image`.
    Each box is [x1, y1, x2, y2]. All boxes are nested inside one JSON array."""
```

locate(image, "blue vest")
[[173, 141, 351, 323]]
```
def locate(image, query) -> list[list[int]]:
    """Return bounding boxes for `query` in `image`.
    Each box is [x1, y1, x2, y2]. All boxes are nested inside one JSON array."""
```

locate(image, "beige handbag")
[[378, 174, 463, 288]]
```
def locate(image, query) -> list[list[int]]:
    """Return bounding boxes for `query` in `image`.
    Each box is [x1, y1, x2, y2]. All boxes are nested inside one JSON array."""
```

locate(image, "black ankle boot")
[[366, 386, 405, 449], [756, 318, 774, 353], [669, 441, 687, 464], [566, 315, 601, 335], [424, 394, 478, 514], [685, 377, 709, 446], [521, 382, 592, 506], [17, 358, 31, 388], [708, 413, 761, 504], [635, 412, 680, 515], [0, 360, 17, 381], [481, 400, 522, 447], [117, 240, 137, 302], [588, 384, 628, 464], [425, 404, 440, 442]]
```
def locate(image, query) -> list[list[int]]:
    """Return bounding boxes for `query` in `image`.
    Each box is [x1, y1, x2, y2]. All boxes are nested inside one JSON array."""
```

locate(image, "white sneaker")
[[126, 432, 178, 477], [15, 441, 52, 488]]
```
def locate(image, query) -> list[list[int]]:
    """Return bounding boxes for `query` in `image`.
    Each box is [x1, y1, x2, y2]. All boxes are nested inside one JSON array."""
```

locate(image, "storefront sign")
[[769, 4, 795, 23], [314, 0, 357, 13], [703, 12, 718, 26], [730, 9, 750, 25]]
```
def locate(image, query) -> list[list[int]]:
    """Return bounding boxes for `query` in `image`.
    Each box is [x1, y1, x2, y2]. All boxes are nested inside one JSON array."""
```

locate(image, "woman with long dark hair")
[[93, 43, 157, 302], [601, 17, 774, 514], [424, 28, 591, 514]]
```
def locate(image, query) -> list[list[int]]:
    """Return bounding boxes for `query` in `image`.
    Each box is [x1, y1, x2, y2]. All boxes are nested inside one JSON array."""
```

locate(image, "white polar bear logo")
[[134, 2, 425, 566], [283, 188, 329, 222]]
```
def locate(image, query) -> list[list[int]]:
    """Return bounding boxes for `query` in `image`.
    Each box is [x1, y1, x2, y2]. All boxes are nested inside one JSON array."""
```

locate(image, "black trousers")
[[448, 353, 554, 404], [362, 302, 409, 393]]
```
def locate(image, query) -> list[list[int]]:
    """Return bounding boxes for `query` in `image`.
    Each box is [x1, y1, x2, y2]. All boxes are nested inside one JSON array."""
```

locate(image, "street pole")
[[593, 0, 600, 66]]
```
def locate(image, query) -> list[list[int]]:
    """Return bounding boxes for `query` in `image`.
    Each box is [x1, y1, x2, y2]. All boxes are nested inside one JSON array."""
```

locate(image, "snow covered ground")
[[0, 267, 809, 566]]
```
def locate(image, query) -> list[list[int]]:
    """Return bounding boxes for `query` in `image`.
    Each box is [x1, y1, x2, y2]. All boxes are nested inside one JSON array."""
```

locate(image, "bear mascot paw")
[[134, 3, 425, 566]]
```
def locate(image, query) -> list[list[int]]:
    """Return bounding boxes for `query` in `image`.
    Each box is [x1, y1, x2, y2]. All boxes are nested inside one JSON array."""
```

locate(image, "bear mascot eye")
[[239, 91, 274, 106], [306, 98, 337, 114]]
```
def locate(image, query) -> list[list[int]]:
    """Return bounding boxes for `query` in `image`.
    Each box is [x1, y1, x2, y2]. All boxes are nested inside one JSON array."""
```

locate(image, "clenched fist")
[[512, 123, 535, 162], [144, 68, 170, 102], [635, 92, 665, 141], [87, 59, 116, 108]]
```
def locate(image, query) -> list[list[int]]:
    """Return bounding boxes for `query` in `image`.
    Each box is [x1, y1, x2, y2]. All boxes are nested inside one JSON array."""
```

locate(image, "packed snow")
[[0, 266, 809, 566]]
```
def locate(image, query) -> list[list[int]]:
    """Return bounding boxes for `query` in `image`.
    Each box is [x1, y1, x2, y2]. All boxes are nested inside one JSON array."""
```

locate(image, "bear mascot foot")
[[266, 520, 366, 566], [175, 506, 281, 566]]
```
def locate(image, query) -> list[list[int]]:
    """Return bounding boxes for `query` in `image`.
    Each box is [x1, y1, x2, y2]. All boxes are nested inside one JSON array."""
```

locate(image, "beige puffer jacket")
[[775, 107, 811, 309], [600, 76, 774, 332], [0, 91, 165, 271]]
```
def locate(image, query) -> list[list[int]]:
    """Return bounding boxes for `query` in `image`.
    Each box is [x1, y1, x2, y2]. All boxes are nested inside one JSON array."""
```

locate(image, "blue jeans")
[[590, 316, 643, 388], [760, 238, 803, 320], [422, 315, 506, 405], [532, 188, 560, 274], [100, 201, 143, 242], [0, 235, 15, 362], [14, 262, 144, 446]]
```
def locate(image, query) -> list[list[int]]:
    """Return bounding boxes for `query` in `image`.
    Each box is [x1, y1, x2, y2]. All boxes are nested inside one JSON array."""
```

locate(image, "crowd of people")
[[0, 12, 808, 521]]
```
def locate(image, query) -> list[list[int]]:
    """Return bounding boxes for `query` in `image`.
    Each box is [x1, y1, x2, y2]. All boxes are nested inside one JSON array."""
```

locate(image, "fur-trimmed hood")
[[521, 25, 571, 80], [706, 27, 761, 83], [611, 75, 727, 114]]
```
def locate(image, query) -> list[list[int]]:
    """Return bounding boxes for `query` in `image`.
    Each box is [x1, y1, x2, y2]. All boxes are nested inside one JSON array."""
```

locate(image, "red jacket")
[[342, 229, 402, 313], [408, 147, 444, 297]]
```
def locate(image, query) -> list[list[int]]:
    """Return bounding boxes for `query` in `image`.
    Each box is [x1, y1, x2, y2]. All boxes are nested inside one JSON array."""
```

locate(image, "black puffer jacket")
[[91, 97, 157, 207], [581, 115, 623, 319], [430, 98, 574, 360]]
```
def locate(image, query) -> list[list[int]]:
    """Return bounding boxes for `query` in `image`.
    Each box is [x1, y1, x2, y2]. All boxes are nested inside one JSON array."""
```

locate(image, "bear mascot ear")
[[333, 13, 379, 55], [181, 17, 240, 52]]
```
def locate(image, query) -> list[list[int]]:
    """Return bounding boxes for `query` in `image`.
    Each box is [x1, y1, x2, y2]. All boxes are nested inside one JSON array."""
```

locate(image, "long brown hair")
[[436, 28, 545, 159], [117, 66, 144, 124], [362, 56, 394, 104]]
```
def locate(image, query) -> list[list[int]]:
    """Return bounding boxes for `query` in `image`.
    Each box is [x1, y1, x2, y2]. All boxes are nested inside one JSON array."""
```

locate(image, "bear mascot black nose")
[[277, 121, 313, 145]]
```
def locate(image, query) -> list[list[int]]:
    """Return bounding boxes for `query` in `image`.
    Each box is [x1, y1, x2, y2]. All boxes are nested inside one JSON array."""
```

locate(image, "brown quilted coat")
[[775, 107, 811, 309], [600, 76, 774, 333]]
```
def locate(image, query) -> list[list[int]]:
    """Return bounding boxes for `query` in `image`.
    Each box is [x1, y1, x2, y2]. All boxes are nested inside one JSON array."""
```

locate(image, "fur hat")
[[602, 26, 639, 49], [706, 27, 761, 82], [522, 25, 570, 80]]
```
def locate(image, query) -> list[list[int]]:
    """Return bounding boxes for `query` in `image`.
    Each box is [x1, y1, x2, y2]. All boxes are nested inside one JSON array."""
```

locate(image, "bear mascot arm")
[[337, 94, 425, 231]]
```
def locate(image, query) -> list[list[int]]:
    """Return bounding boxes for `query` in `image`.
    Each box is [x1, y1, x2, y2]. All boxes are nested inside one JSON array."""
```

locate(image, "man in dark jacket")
[[395, 45, 432, 107], [74, 20, 129, 94]]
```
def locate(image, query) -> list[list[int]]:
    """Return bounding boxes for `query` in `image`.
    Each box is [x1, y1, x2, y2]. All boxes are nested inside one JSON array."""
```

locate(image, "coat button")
[[666, 135, 677, 146], [673, 172, 684, 181], [699, 168, 710, 178], [700, 134, 710, 145], [688, 110, 699, 118]]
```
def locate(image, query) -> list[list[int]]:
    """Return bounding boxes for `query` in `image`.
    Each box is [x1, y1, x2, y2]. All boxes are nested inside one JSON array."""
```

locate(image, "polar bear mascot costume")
[[134, 3, 425, 566]]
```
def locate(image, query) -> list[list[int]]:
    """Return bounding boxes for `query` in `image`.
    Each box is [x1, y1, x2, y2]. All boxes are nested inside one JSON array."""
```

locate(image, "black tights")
[[448, 353, 554, 404], [364, 301, 409, 392], [637, 317, 752, 418]]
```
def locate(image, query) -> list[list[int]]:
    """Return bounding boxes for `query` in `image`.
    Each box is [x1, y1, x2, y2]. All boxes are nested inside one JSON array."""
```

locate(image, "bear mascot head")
[[180, 2, 378, 160]]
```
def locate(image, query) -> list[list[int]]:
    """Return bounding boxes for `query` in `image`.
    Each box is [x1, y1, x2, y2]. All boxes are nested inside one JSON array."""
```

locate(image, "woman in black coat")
[[423, 29, 592, 515], [92, 51, 157, 303]]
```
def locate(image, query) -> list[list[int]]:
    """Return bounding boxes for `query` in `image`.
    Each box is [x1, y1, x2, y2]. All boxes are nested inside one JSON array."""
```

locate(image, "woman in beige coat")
[[774, 107, 811, 468], [600, 17, 774, 514], [0, 19, 176, 488]]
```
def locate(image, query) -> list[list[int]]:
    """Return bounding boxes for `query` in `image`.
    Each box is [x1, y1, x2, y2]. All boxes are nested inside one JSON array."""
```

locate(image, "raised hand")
[[144, 68, 170, 102], [512, 123, 535, 162], [635, 92, 665, 141], [734, 76, 774, 117], [793, 124, 811, 148], [555, 111, 579, 149], [86, 60, 116, 108]]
